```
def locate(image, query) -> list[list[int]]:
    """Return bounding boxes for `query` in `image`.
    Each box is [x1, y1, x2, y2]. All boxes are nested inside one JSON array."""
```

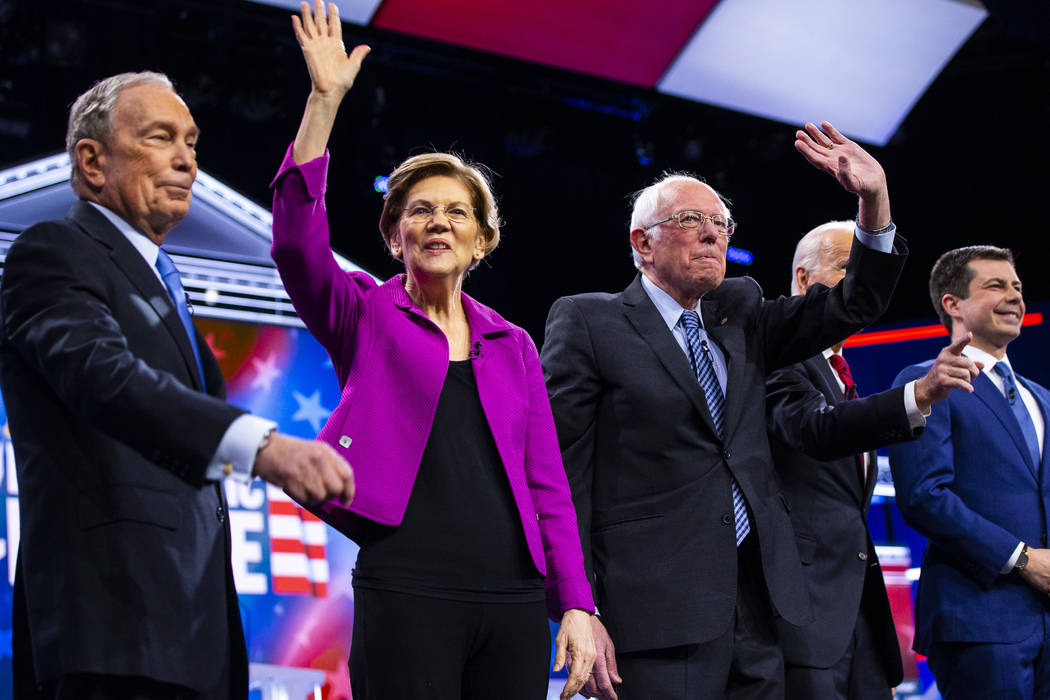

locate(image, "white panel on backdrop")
[[658, 0, 987, 145]]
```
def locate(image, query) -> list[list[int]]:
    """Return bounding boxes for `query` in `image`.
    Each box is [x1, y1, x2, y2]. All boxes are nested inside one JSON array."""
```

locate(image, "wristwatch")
[[1015, 544, 1030, 571]]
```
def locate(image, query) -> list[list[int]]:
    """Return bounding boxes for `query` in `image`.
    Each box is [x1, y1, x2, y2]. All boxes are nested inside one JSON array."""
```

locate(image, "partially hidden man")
[[767, 221, 977, 700]]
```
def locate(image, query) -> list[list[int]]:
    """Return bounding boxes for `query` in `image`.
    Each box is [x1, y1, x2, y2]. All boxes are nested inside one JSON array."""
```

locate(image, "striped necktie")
[[680, 310, 750, 545]]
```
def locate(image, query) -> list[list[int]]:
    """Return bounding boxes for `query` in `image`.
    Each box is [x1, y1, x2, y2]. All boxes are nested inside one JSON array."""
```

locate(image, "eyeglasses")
[[402, 204, 476, 224], [646, 210, 736, 237]]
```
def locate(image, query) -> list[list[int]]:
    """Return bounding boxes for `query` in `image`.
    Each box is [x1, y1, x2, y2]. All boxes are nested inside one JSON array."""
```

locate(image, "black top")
[[352, 360, 545, 602]]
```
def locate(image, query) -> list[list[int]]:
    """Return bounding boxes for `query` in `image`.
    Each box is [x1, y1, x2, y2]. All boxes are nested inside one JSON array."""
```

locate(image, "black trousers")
[[785, 604, 893, 700], [39, 672, 229, 700], [616, 536, 784, 699], [349, 588, 551, 700]]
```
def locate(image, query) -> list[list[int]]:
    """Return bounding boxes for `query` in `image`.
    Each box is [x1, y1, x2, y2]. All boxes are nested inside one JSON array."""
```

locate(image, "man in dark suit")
[[889, 246, 1050, 699], [0, 72, 356, 700], [766, 221, 978, 699], [541, 121, 907, 700]]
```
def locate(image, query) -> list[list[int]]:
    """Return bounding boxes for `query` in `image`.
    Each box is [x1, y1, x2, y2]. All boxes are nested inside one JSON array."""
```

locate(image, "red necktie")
[[828, 353, 858, 400]]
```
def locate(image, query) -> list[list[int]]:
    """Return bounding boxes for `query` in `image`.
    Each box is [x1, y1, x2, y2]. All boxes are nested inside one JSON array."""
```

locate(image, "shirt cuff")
[[854, 222, 896, 253], [903, 380, 928, 429], [205, 414, 278, 483], [1001, 541, 1025, 574]]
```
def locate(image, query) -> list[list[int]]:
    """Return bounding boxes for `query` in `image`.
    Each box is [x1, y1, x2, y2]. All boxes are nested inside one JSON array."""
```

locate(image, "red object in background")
[[372, 0, 718, 86], [876, 546, 919, 682], [844, 313, 1044, 348]]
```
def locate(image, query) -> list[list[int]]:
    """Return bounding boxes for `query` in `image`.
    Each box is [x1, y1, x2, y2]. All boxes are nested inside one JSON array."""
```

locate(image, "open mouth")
[[424, 241, 452, 251]]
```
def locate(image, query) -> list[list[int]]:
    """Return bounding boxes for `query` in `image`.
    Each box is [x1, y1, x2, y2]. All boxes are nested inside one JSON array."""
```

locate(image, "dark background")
[[2, 0, 1048, 344]]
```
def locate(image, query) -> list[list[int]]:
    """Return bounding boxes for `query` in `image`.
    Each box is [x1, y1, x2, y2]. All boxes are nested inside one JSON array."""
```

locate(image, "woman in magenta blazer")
[[270, 3, 595, 699]]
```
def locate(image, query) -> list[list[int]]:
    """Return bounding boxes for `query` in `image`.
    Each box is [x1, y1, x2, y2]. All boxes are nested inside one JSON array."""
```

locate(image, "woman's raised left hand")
[[292, 0, 370, 100]]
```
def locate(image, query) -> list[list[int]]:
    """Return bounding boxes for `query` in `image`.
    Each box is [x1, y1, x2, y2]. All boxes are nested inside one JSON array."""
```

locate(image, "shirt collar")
[[86, 200, 161, 273], [961, 344, 1011, 378], [640, 273, 700, 332]]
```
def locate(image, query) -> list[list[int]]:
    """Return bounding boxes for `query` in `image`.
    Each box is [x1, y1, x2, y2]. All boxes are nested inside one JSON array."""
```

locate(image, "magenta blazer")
[[270, 145, 594, 618]]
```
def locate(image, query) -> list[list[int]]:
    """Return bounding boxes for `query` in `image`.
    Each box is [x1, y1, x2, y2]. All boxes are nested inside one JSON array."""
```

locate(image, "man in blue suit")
[[889, 245, 1050, 699]]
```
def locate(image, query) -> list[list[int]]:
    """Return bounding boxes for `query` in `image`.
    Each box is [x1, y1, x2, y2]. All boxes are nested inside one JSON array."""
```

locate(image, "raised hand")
[[914, 333, 983, 411], [289, 0, 370, 163], [795, 121, 891, 230], [293, 0, 370, 98]]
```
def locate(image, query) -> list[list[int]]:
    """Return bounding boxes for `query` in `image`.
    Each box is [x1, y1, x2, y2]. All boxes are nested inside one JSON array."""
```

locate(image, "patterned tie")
[[680, 310, 750, 545], [156, 249, 206, 389], [828, 353, 858, 400], [993, 362, 1042, 469]]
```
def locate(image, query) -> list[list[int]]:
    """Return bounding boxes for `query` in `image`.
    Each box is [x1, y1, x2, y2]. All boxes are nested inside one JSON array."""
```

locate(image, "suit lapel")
[[69, 202, 205, 391], [701, 298, 744, 439], [809, 353, 869, 507], [973, 372, 1039, 481], [621, 278, 718, 437]]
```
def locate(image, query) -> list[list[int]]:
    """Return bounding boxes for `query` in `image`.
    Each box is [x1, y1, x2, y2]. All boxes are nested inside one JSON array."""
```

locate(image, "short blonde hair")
[[379, 152, 501, 270]]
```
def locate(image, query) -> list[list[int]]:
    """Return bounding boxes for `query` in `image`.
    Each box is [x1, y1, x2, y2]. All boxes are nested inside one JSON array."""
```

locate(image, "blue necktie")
[[681, 310, 750, 545], [156, 249, 206, 389], [993, 362, 1042, 470]]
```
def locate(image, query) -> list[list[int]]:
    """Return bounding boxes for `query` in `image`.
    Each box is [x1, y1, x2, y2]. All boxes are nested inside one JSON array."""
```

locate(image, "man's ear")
[[74, 139, 106, 190], [629, 228, 652, 265], [794, 266, 809, 294], [941, 293, 959, 319]]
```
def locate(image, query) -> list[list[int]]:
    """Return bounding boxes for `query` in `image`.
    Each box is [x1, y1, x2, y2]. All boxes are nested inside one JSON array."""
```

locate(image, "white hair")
[[66, 71, 176, 193], [628, 173, 731, 269], [790, 220, 855, 295]]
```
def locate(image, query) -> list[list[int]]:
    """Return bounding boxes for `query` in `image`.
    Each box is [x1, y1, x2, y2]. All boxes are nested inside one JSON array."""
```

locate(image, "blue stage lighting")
[[727, 246, 753, 265]]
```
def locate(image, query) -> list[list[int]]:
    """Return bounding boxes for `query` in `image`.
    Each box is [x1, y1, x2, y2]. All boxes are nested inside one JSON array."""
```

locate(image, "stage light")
[[727, 246, 753, 265], [372, 176, 389, 194]]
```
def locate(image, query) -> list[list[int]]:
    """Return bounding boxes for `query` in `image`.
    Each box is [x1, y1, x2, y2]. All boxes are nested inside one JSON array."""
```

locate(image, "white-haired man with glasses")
[[541, 122, 907, 699]]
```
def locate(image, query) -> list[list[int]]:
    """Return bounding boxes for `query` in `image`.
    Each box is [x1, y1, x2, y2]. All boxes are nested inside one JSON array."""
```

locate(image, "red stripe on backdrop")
[[372, 0, 718, 86], [843, 313, 1043, 348], [269, 501, 300, 516], [271, 538, 305, 554], [273, 576, 313, 594]]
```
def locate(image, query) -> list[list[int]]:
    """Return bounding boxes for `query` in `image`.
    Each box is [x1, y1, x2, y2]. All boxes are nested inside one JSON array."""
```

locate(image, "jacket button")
[[339, 435, 352, 448], [857, 551, 867, 561], [721, 513, 733, 525], [723, 448, 732, 460], [216, 506, 226, 524]]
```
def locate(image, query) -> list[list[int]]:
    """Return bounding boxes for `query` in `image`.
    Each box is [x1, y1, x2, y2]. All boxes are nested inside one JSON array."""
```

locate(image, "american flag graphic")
[[266, 485, 329, 596]]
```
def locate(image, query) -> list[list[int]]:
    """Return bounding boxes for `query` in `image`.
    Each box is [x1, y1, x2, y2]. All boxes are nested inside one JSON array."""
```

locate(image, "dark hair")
[[929, 245, 1015, 331]]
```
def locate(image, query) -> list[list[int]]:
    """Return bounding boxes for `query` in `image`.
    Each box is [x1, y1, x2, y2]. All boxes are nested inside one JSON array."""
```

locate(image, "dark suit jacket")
[[889, 361, 1050, 653], [541, 238, 906, 654], [0, 202, 248, 694], [766, 352, 913, 681]]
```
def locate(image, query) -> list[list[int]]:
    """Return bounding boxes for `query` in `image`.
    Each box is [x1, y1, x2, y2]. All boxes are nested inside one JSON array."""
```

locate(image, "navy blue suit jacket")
[[0, 202, 247, 694], [889, 360, 1050, 652]]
